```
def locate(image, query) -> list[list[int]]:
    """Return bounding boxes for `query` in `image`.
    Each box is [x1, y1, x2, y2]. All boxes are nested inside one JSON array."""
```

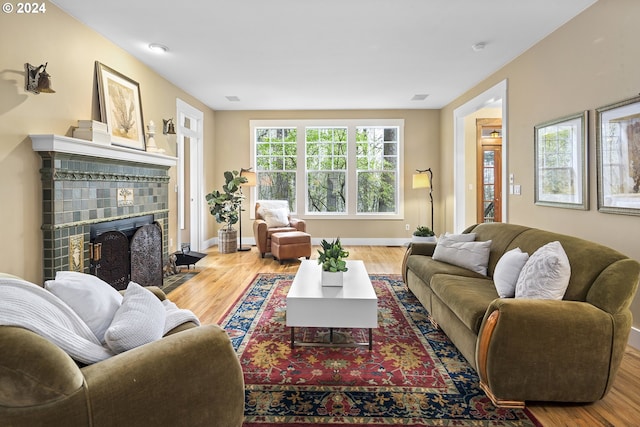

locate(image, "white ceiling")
[[51, 0, 596, 111]]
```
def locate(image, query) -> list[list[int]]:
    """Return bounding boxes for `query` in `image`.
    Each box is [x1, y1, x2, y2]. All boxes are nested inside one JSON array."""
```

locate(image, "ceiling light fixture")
[[148, 43, 168, 53], [472, 42, 486, 52], [226, 96, 241, 102]]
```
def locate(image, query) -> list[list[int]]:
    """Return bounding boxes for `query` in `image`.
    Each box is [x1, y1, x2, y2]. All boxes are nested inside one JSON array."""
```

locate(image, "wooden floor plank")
[[168, 245, 640, 426]]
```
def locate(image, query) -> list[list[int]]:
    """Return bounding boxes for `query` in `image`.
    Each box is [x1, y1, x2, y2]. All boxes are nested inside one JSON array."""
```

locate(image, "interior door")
[[176, 99, 204, 252], [477, 119, 502, 223]]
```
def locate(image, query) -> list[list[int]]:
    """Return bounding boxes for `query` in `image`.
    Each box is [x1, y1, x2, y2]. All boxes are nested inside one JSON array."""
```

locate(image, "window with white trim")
[[251, 119, 404, 219]]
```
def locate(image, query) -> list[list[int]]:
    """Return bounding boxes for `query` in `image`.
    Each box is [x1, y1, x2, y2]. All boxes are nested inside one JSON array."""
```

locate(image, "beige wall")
[[440, 0, 640, 325], [210, 109, 440, 242], [0, 2, 215, 282]]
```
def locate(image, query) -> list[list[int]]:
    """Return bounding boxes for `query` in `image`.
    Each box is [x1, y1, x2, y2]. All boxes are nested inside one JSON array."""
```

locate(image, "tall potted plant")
[[317, 238, 349, 286], [205, 170, 247, 253]]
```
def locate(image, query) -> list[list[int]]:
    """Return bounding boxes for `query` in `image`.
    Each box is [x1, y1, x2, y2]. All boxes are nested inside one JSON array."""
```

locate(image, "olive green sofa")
[[0, 278, 245, 427], [403, 222, 639, 408]]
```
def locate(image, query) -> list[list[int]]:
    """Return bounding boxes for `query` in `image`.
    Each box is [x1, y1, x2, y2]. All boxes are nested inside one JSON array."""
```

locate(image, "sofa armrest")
[[82, 324, 244, 427], [289, 218, 307, 233], [0, 326, 84, 407], [290, 218, 306, 232], [408, 242, 437, 257], [253, 219, 268, 254], [476, 298, 616, 404]]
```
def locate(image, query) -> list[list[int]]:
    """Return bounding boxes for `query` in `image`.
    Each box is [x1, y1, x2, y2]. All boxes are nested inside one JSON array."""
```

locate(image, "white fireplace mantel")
[[30, 134, 177, 167]]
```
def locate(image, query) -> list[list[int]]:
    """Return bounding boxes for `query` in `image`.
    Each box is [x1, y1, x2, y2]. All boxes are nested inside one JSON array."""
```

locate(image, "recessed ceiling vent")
[[411, 94, 429, 101]]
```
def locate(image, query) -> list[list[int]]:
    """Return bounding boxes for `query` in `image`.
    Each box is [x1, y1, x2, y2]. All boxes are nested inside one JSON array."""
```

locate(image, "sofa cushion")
[[267, 227, 297, 238], [433, 239, 492, 276], [430, 275, 498, 334], [406, 256, 487, 288], [45, 271, 123, 344], [104, 282, 166, 353], [515, 241, 571, 300], [493, 248, 529, 298]]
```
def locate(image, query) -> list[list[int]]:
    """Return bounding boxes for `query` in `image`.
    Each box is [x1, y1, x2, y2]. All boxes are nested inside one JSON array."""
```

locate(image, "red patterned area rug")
[[220, 273, 542, 427]]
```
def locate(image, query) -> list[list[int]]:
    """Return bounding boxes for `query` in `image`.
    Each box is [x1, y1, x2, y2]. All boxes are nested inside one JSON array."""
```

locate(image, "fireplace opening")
[[90, 214, 163, 290]]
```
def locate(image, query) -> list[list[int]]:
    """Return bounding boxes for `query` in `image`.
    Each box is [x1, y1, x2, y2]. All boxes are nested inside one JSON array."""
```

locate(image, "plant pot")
[[218, 228, 237, 253], [412, 236, 437, 243], [322, 270, 343, 287]]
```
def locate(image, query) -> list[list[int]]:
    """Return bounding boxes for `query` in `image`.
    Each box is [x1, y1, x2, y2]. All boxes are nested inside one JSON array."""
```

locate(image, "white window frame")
[[250, 119, 404, 220]]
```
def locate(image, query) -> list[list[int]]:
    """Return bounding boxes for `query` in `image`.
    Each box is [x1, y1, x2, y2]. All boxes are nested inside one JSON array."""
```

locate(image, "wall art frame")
[[596, 95, 640, 216], [95, 61, 146, 151], [534, 111, 588, 210]]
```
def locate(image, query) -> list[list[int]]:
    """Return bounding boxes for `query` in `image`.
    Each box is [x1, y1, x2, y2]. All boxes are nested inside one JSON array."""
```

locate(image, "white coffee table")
[[286, 260, 378, 350]]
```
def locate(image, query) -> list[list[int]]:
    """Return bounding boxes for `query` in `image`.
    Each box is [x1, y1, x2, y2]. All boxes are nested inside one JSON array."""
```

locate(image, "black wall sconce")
[[25, 62, 55, 94], [162, 118, 176, 135]]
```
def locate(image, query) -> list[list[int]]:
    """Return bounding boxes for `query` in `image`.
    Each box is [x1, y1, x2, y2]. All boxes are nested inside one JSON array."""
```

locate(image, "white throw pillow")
[[45, 271, 123, 343], [439, 232, 477, 242], [493, 248, 529, 298], [433, 239, 492, 276], [515, 241, 571, 300], [263, 208, 290, 228], [104, 281, 166, 354]]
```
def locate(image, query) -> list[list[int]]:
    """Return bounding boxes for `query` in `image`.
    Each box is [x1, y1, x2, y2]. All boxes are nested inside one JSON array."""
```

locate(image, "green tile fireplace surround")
[[30, 134, 177, 281]]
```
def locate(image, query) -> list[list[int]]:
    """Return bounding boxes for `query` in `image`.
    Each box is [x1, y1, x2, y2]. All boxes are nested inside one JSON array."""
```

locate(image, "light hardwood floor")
[[168, 245, 640, 426]]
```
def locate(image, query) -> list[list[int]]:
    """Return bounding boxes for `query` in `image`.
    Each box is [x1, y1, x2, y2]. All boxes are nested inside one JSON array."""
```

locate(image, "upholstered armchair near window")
[[253, 200, 306, 258]]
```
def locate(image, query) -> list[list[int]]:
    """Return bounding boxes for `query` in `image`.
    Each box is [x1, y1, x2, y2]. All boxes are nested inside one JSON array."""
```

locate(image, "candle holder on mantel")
[[146, 120, 165, 153]]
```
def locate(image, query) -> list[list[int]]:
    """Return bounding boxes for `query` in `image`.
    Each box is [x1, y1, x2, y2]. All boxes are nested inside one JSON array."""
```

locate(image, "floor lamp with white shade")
[[238, 168, 256, 251], [412, 168, 434, 233]]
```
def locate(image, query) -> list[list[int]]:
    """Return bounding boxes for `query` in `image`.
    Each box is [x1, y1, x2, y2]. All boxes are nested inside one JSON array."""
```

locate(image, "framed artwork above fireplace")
[[95, 61, 146, 151]]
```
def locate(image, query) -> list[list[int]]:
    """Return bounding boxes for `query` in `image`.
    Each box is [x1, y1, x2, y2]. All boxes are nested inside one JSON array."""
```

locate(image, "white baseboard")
[[628, 326, 640, 350], [205, 236, 408, 249]]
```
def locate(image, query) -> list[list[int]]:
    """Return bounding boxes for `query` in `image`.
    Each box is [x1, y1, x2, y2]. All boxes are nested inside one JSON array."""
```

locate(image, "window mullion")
[[347, 125, 358, 216], [297, 124, 306, 215]]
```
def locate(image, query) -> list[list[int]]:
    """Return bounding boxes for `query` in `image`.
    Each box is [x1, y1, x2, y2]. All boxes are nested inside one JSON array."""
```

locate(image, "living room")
[[1, 0, 639, 425]]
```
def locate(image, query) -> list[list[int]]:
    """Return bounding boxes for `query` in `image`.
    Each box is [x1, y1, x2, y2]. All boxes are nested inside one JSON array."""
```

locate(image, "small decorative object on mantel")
[[317, 238, 349, 287], [145, 120, 165, 153], [72, 120, 110, 145], [412, 226, 436, 243], [205, 170, 248, 253]]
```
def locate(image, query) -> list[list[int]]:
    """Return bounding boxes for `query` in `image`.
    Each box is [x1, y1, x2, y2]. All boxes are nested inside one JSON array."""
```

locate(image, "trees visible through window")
[[356, 127, 398, 213], [251, 120, 403, 219], [255, 127, 297, 210], [306, 127, 347, 213]]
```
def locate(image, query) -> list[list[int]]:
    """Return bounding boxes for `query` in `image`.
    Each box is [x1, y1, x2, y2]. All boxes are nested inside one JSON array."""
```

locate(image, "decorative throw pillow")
[[433, 238, 492, 276], [515, 241, 571, 300], [45, 271, 123, 343], [263, 207, 289, 228], [439, 232, 477, 242], [493, 248, 529, 298], [104, 281, 166, 354]]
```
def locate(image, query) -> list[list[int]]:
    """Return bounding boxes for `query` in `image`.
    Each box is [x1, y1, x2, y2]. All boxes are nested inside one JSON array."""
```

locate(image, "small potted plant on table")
[[412, 226, 436, 243], [317, 237, 349, 287]]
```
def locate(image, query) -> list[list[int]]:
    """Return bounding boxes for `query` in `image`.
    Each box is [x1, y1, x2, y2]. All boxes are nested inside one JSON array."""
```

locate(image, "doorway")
[[176, 99, 204, 252], [453, 80, 508, 232], [476, 119, 502, 223]]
